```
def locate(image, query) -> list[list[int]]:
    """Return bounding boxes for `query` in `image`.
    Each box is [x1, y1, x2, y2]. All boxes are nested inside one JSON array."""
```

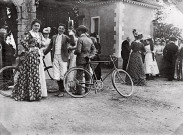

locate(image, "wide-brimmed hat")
[[76, 25, 88, 32], [132, 29, 143, 39], [43, 27, 51, 34]]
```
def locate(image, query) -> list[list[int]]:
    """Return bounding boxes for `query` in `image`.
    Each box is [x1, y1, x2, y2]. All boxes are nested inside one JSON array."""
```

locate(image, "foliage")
[[153, 6, 183, 40], [153, 22, 182, 40]]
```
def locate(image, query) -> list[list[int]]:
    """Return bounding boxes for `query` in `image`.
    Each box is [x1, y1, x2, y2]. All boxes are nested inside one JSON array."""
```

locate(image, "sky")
[[159, 1, 183, 29]]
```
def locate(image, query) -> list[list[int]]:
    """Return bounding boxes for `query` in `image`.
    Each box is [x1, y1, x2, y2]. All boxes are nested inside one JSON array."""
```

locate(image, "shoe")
[[54, 92, 64, 97], [57, 92, 64, 97]]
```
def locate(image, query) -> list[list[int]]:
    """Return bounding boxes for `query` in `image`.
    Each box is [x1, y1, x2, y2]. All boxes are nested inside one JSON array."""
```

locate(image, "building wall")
[[11, 0, 36, 44], [122, 2, 155, 42], [79, 1, 155, 59], [79, 3, 116, 57]]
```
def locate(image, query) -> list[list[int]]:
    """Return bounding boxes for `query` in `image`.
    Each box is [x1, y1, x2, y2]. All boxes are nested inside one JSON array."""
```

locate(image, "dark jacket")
[[74, 34, 96, 65], [44, 34, 75, 62], [121, 40, 130, 60], [163, 42, 178, 62]]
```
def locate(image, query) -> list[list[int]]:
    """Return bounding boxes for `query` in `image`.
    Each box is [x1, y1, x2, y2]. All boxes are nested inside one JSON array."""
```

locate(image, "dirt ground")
[[0, 69, 183, 135]]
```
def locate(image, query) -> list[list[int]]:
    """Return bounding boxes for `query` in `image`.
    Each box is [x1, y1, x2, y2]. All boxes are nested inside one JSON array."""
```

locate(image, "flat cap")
[[76, 25, 88, 32]]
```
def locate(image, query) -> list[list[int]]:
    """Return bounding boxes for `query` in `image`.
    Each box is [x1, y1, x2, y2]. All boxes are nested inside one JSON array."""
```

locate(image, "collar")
[[30, 29, 39, 34], [58, 33, 63, 36], [80, 33, 86, 37], [30, 30, 39, 37]]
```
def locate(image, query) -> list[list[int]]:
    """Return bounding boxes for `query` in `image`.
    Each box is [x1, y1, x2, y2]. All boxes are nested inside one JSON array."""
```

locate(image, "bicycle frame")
[[88, 55, 118, 82], [43, 59, 53, 80]]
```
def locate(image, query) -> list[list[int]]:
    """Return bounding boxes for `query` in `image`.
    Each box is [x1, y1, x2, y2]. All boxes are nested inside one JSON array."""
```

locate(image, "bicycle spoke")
[[0, 67, 18, 97], [63, 67, 93, 98], [112, 69, 133, 97]]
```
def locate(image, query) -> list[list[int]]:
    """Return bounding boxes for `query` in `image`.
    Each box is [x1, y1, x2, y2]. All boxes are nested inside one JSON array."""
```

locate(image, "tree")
[[153, 2, 183, 40], [153, 23, 182, 40]]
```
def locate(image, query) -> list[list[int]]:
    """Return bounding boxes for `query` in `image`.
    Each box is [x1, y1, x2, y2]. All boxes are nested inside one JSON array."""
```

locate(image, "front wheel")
[[63, 67, 93, 98], [0, 66, 19, 97], [112, 69, 134, 97]]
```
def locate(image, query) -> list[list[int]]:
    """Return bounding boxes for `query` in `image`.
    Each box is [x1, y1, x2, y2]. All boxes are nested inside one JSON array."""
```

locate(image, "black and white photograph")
[[0, 0, 183, 134]]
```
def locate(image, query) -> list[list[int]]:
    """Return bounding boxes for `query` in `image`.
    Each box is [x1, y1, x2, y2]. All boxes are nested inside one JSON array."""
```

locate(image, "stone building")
[[0, 0, 161, 67], [79, 0, 161, 66], [0, 0, 37, 45]]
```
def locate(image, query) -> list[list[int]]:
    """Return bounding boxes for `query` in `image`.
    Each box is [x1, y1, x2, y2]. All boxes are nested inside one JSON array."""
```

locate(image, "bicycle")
[[63, 55, 134, 98], [0, 56, 54, 97]]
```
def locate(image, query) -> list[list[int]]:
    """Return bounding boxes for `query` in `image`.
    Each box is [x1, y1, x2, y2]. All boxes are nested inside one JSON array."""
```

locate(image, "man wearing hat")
[[163, 36, 178, 81], [44, 23, 75, 97], [74, 25, 96, 95]]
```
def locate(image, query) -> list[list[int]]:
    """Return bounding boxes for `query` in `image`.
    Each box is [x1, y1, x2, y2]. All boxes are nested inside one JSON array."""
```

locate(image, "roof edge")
[[78, 0, 161, 9]]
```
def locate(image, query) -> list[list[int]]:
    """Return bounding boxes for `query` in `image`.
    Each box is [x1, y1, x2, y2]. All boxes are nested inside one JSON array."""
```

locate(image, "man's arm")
[[90, 42, 96, 58], [74, 38, 82, 55], [163, 45, 167, 56]]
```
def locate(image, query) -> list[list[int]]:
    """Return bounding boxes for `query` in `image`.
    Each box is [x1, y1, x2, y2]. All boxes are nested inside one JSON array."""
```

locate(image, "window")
[[91, 16, 100, 39]]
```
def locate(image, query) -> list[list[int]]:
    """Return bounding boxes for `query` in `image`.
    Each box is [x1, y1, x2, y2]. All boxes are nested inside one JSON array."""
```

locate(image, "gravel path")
[[0, 70, 183, 135]]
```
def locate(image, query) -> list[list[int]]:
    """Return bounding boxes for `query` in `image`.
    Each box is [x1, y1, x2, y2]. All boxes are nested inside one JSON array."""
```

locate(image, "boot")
[[146, 74, 149, 80], [55, 80, 64, 97]]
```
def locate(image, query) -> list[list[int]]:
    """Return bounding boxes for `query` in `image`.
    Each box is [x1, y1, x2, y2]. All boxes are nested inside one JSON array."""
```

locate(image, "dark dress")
[[163, 42, 178, 81], [12, 32, 42, 101], [127, 40, 146, 86], [1, 40, 15, 80], [121, 40, 130, 70]]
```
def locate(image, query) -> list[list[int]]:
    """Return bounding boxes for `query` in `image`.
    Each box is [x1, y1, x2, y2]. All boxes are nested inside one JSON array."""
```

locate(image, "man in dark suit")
[[121, 37, 131, 70], [163, 37, 178, 81], [74, 25, 96, 95], [44, 23, 75, 97]]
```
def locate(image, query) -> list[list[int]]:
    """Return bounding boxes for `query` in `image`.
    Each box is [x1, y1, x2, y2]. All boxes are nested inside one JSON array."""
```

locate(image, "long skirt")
[[144, 52, 159, 75], [155, 54, 164, 75], [12, 49, 47, 101], [127, 52, 146, 86]]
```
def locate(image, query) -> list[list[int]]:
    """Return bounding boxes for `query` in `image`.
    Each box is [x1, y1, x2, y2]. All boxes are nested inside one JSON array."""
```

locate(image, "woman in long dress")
[[126, 31, 146, 86], [154, 38, 165, 76], [144, 37, 159, 79], [12, 19, 47, 101], [42, 27, 53, 79]]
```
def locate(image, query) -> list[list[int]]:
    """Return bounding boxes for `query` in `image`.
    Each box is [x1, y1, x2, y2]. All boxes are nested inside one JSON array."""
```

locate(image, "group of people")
[[8, 19, 99, 101], [121, 29, 183, 86]]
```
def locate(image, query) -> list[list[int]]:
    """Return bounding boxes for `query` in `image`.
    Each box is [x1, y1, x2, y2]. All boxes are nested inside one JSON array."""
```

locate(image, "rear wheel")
[[112, 69, 134, 97], [63, 67, 93, 98], [0, 66, 19, 97], [44, 66, 58, 93], [44, 66, 54, 80]]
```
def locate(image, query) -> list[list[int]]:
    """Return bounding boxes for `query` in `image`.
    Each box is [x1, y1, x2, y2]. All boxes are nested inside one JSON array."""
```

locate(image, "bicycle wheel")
[[0, 66, 19, 97], [63, 67, 93, 98], [112, 69, 134, 97], [44, 66, 58, 93]]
